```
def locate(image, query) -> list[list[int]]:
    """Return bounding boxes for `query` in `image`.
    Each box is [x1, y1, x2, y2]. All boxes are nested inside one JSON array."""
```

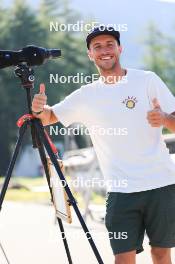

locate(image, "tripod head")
[[15, 64, 35, 88], [14, 64, 35, 114]]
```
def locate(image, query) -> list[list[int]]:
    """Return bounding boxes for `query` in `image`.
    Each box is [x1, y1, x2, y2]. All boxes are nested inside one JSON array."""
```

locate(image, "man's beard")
[[96, 60, 117, 72]]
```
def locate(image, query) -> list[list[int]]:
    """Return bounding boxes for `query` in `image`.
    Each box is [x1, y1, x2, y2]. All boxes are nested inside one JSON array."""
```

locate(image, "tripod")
[[0, 64, 104, 264]]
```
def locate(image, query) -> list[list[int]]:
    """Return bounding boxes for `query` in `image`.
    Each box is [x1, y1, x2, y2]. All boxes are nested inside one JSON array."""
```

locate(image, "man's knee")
[[151, 247, 171, 262], [115, 250, 136, 264]]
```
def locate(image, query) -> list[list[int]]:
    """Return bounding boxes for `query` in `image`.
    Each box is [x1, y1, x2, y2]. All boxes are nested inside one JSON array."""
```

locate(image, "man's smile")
[[100, 55, 113, 61]]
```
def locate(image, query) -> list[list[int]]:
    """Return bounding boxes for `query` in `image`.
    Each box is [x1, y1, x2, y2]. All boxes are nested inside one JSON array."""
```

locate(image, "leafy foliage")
[[0, 0, 94, 174]]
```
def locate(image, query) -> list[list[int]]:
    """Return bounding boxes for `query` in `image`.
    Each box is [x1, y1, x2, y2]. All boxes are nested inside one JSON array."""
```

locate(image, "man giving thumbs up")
[[147, 97, 175, 130], [32, 83, 58, 126], [31, 26, 175, 264]]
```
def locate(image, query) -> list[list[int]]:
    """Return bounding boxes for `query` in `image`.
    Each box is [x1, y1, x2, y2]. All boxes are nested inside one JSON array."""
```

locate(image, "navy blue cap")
[[86, 26, 120, 49]]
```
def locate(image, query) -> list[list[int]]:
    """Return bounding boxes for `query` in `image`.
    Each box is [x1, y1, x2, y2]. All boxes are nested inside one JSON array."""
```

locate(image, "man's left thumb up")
[[152, 98, 161, 110]]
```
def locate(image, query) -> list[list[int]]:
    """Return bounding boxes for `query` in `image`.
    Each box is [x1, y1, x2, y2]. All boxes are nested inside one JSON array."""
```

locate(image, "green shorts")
[[105, 184, 175, 255]]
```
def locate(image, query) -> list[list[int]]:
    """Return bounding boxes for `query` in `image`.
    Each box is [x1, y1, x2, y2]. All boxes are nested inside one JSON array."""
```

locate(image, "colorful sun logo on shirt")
[[122, 96, 138, 109]]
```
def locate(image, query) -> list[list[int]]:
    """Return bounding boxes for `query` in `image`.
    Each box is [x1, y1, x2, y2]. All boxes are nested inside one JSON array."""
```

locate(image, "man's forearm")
[[33, 105, 58, 126], [163, 113, 175, 132]]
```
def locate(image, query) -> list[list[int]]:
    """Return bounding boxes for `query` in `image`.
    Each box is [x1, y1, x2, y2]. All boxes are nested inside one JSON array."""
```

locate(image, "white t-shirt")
[[51, 69, 175, 193]]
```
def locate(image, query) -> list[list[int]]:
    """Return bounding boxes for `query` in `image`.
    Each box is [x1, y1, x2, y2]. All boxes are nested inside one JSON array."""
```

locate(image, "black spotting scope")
[[0, 45, 61, 69]]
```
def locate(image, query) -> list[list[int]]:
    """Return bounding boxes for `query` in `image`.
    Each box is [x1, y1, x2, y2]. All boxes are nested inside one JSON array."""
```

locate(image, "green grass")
[[3, 189, 50, 202], [0, 177, 105, 205], [0, 177, 50, 202]]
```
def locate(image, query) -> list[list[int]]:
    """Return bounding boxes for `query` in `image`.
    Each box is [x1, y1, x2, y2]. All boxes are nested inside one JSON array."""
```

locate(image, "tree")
[[143, 22, 175, 134], [143, 22, 175, 94], [0, 0, 95, 175]]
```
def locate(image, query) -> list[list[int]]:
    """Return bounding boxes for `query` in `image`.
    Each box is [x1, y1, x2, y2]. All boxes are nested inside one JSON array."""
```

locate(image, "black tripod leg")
[[57, 217, 73, 264], [34, 129, 73, 264], [34, 120, 104, 264], [0, 122, 28, 210], [0, 241, 10, 264]]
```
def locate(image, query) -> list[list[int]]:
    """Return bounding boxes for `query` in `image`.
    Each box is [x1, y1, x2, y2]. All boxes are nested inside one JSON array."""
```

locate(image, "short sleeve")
[[148, 72, 175, 114], [51, 87, 85, 127]]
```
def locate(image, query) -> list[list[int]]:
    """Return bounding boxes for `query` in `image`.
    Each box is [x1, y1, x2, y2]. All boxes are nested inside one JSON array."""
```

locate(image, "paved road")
[[0, 202, 174, 264]]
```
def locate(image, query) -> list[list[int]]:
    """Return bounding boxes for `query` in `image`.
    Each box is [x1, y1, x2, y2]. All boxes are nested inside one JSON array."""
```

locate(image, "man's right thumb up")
[[39, 83, 46, 94], [32, 83, 47, 114]]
